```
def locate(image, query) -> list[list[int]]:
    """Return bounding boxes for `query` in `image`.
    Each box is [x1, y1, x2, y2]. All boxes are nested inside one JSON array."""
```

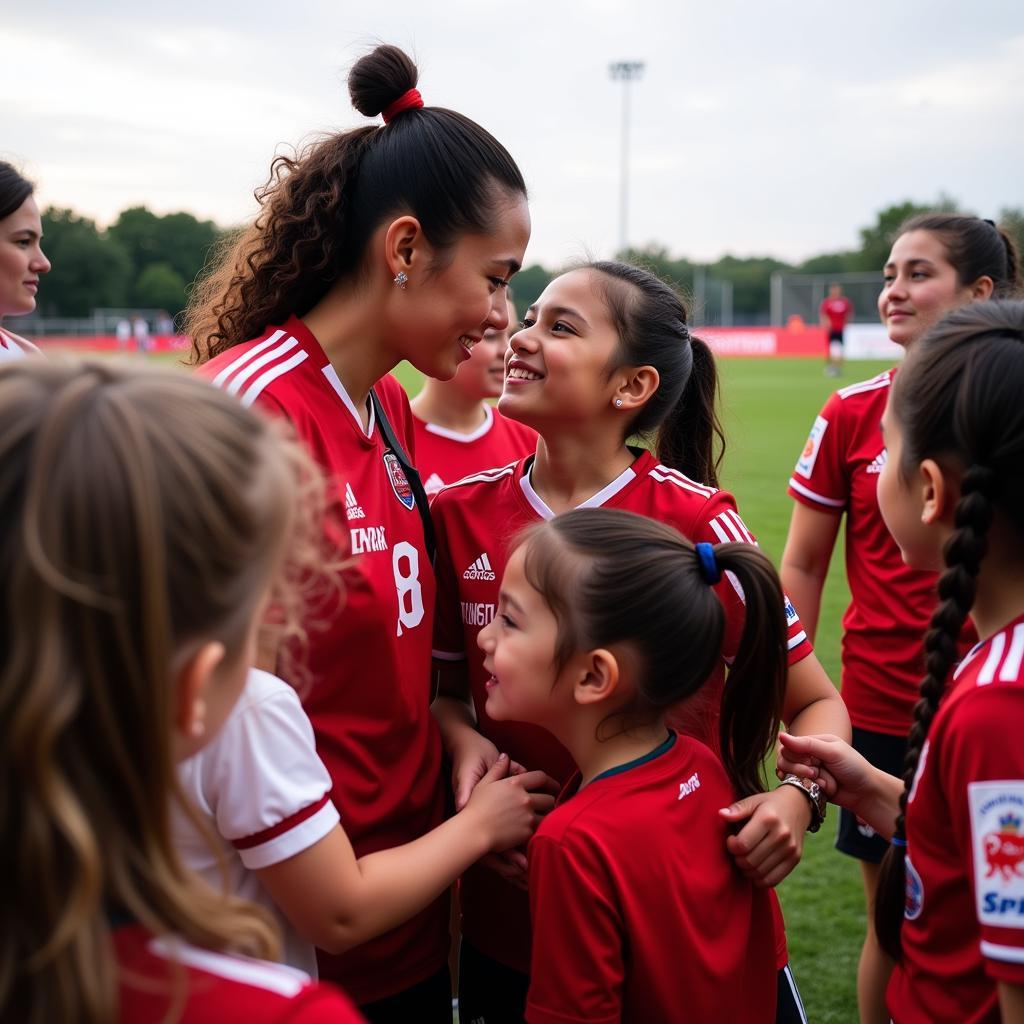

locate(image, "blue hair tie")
[[891, 837, 908, 848], [695, 542, 721, 585]]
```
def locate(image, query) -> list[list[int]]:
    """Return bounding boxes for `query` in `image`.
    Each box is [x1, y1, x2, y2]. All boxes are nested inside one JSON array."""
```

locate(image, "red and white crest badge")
[[969, 781, 1024, 928], [383, 451, 416, 511]]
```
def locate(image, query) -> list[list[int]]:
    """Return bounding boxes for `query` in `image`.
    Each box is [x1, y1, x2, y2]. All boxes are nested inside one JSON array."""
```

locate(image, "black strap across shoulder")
[[369, 388, 436, 565]]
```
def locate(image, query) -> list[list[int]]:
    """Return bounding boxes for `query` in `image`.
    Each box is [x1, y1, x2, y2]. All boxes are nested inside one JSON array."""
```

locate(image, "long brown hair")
[[874, 300, 1024, 959], [0, 358, 325, 1022], [518, 508, 787, 797], [185, 43, 526, 363]]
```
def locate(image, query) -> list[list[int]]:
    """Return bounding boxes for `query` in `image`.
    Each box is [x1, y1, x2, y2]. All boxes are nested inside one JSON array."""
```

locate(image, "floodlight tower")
[[609, 60, 645, 255]]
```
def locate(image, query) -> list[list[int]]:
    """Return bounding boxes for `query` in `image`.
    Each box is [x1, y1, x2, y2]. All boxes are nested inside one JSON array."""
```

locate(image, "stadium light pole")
[[609, 60, 645, 256]]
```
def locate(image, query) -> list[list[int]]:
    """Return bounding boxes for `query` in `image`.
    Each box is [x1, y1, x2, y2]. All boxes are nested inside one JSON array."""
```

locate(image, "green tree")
[[135, 262, 187, 313], [996, 206, 1024, 266], [511, 264, 553, 308], [853, 194, 960, 272], [38, 208, 132, 317]]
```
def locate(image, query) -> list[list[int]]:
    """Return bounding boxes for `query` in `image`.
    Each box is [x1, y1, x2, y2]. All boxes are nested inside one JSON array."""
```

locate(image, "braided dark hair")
[[875, 300, 1024, 959]]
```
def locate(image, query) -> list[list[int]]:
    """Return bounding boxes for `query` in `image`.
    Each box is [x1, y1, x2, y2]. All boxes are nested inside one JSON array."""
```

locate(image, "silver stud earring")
[[615, 398, 623, 408], [394, 271, 408, 290]]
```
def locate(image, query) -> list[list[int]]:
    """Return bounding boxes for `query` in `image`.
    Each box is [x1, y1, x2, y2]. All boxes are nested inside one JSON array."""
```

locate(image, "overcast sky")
[[5, 0, 1022, 267]]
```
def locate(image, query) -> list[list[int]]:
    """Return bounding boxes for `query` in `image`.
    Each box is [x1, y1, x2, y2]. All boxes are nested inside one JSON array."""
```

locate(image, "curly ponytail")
[[873, 299, 1024, 959], [187, 43, 526, 362]]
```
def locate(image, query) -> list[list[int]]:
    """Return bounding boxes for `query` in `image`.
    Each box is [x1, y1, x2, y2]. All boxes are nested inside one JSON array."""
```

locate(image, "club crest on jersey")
[[969, 781, 1024, 928], [795, 415, 828, 479], [904, 852, 924, 921], [383, 451, 415, 510]]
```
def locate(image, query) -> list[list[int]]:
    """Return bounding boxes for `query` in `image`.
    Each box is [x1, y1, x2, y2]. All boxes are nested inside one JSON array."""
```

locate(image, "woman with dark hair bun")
[[190, 44, 533, 1024], [0, 162, 50, 359]]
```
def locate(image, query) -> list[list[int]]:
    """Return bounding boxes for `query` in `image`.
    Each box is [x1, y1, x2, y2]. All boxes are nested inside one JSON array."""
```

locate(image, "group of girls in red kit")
[[7, 38, 1024, 1024]]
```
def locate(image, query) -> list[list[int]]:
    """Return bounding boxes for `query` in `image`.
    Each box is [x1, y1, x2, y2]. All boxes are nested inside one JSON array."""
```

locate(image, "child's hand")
[[776, 732, 871, 808], [717, 788, 806, 888], [464, 754, 557, 854], [449, 730, 503, 811]]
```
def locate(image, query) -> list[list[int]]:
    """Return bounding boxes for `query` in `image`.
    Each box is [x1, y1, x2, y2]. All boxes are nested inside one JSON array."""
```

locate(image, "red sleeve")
[[693, 491, 812, 666], [944, 687, 1024, 985], [429, 489, 466, 662], [787, 391, 848, 513], [526, 832, 623, 1024], [286, 984, 369, 1022]]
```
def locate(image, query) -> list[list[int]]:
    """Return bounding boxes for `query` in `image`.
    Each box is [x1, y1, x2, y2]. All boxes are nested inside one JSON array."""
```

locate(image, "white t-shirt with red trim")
[[175, 669, 340, 976], [787, 370, 977, 734], [887, 613, 1024, 1023], [526, 733, 776, 1024], [431, 450, 811, 973], [412, 404, 537, 497], [114, 924, 364, 1022], [198, 319, 447, 1004]]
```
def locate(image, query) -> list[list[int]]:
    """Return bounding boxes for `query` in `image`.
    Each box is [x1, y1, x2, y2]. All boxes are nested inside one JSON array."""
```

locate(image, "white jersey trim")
[[649, 465, 718, 498], [439, 462, 518, 492], [432, 648, 467, 662], [211, 329, 287, 388], [707, 510, 756, 545], [224, 335, 299, 396], [240, 350, 309, 408], [147, 936, 311, 996], [980, 939, 1024, 964], [788, 630, 808, 651], [423, 404, 495, 444], [519, 462, 637, 521], [838, 371, 892, 400], [978, 631, 1008, 686], [788, 477, 846, 509], [322, 364, 376, 438]]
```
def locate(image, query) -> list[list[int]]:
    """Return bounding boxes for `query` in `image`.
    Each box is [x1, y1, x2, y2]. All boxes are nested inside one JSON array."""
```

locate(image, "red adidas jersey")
[[199, 318, 447, 1004], [412, 404, 537, 497], [114, 925, 364, 1023], [431, 449, 811, 972], [787, 370, 974, 734], [888, 614, 1024, 1024], [526, 733, 776, 1024], [819, 296, 853, 333]]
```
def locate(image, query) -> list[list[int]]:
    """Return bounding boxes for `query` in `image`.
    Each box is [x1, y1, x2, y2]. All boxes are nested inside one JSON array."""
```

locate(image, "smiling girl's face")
[[0, 195, 50, 318]]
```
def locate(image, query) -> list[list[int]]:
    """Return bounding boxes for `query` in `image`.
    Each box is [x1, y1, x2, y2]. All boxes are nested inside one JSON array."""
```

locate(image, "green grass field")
[[150, 348, 889, 1020]]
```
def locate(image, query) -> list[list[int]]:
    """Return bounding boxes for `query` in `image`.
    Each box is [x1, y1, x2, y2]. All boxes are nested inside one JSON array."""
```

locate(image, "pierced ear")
[[384, 215, 427, 279], [919, 458, 951, 525], [573, 648, 621, 706], [174, 641, 226, 741], [614, 365, 660, 413]]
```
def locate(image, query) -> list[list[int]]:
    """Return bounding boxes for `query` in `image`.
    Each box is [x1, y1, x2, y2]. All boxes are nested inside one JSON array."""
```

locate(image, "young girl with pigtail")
[[431, 259, 847, 1023], [0, 359, 364, 1023], [476, 507, 789, 1023], [778, 300, 1024, 1023]]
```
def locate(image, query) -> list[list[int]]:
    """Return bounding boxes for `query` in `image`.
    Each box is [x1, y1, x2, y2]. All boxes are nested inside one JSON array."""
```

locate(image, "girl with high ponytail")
[[189, 43, 535, 1019], [430, 260, 848, 1022], [778, 300, 1024, 1023], [781, 212, 1020, 1024], [476, 507, 788, 1022]]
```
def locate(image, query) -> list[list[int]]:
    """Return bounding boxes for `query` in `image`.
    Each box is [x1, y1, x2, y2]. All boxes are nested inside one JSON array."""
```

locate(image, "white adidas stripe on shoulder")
[[650, 465, 718, 497], [708, 510, 756, 545], [440, 463, 518, 491], [147, 936, 310, 998], [239, 350, 309, 407], [211, 330, 287, 388], [976, 622, 1024, 686], [838, 371, 892, 400]]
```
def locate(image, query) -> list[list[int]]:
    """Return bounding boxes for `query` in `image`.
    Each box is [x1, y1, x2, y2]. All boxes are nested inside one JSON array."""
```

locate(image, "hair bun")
[[349, 45, 419, 119]]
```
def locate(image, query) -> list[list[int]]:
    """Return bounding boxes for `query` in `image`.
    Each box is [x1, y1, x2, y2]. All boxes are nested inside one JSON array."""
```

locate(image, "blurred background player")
[[411, 294, 537, 496], [778, 300, 1024, 1024], [819, 281, 852, 377], [781, 213, 1020, 1024], [0, 162, 50, 361]]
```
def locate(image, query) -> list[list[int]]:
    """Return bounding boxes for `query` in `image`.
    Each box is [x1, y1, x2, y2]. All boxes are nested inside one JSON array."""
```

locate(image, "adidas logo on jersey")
[[424, 472, 445, 497], [865, 449, 888, 474], [345, 483, 365, 520], [463, 553, 496, 581]]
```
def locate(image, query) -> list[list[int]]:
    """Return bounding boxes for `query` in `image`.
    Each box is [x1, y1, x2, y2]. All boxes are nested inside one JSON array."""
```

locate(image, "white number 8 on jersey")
[[392, 541, 424, 637]]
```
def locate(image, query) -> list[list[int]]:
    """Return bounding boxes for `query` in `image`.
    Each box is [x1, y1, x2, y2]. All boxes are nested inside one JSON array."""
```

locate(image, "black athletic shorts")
[[835, 726, 908, 863]]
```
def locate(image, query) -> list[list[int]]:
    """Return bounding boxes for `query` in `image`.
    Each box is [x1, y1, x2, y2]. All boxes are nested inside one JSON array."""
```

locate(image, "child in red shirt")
[[477, 507, 789, 1023]]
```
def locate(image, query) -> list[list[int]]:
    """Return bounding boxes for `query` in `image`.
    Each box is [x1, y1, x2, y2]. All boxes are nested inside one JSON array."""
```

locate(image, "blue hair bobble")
[[891, 837, 908, 848], [695, 542, 721, 585]]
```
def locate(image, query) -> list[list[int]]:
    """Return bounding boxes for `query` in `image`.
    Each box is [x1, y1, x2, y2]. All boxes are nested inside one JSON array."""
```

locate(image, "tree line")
[[35, 198, 1023, 324]]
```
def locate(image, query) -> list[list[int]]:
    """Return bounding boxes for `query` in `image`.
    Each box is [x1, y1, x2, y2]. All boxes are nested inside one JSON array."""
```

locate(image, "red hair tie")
[[382, 88, 424, 124]]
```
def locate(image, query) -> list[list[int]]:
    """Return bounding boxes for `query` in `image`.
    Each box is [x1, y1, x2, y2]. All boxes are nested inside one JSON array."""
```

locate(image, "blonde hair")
[[0, 358, 328, 1022]]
